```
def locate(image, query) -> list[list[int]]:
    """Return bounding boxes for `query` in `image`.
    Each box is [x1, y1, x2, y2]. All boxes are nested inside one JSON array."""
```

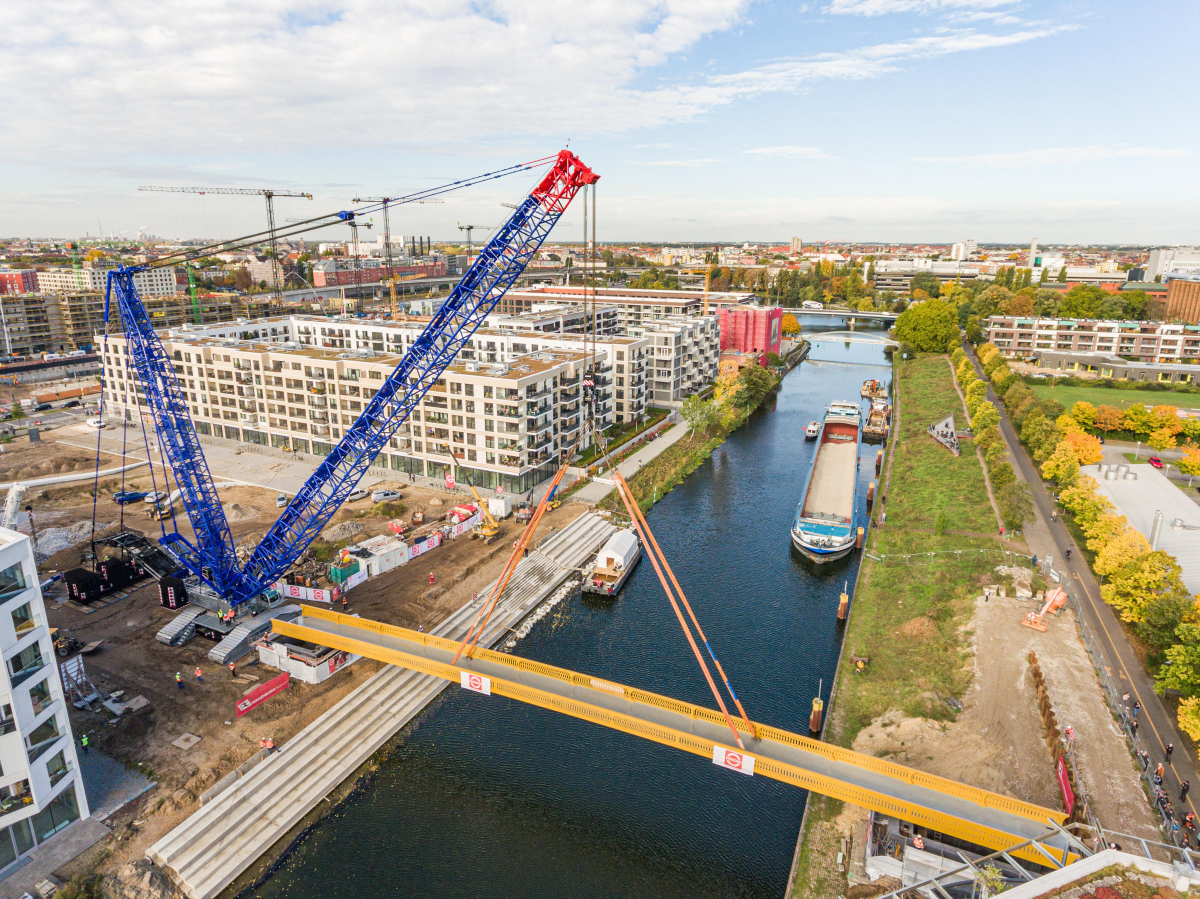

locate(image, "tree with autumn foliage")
[[1179, 445, 1200, 477], [1041, 440, 1080, 486], [1102, 550, 1190, 624], [1070, 401, 1096, 430], [1094, 527, 1151, 579], [1064, 430, 1103, 465], [1177, 697, 1200, 741], [1148, 427, 1178, 452], [1060, 476, 1115, 531], [1084, 512, 1133, 554], [781, 313, 801, 336], [1092, 404, 1125, 433]]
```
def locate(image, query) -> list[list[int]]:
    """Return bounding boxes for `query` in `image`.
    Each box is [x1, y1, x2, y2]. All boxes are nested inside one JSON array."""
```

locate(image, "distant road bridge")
[[273, 606, 1085, 869], [800, 308, 900, 322]]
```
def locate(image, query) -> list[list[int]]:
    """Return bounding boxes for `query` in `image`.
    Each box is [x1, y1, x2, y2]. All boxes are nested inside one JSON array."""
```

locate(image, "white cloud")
[[917, 146, 1190, 167], [0, 0, 1070, 163], [631, 159, 720, 167], [825, 0, 1017, 15], [745, 146, 834, 159]]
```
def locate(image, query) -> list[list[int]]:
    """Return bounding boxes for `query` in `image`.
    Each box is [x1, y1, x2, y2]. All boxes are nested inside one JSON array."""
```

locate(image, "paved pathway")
[[966, 343, 1199, 838], [569, 423, 689, 504]]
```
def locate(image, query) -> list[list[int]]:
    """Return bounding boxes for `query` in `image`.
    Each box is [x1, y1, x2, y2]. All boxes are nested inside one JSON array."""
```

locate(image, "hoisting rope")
[[613, 470, 756, 740], [88, 319, 112, 571], [451, 434, 581, 665], [134, 394, 170, 542], [117, 356, 131, 532], [611, 471, 749, 750]]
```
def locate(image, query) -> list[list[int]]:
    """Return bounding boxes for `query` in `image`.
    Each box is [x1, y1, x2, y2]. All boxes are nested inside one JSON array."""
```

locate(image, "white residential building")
[[0, 529, 88, 874], [36, 267, 178, 298], [99, 323, 646, 492], [627, 316, 721, 404]]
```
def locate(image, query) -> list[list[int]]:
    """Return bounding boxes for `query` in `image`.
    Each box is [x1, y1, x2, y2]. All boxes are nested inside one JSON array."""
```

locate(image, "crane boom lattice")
[[112, 151, 597, 605]]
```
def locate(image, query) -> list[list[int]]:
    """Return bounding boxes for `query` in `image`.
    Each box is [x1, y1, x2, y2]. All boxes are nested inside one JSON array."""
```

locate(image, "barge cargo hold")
[[791, 401, 862, 564]]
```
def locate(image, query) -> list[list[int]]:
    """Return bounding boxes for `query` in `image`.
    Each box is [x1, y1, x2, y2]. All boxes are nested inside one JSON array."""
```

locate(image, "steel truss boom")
[[107, 151, 597, 604]]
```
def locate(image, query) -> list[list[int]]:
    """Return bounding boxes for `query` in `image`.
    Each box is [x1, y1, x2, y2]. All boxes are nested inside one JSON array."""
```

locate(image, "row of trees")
[[977, 343, 1200, 738], [950, 348, 1035, 529], [679, 364, 780, 437]]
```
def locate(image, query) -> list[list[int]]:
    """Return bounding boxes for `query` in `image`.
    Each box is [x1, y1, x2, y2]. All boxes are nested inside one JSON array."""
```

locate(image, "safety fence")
[[1047, 568, 1197, 859], [862, 547, 1031, 567]]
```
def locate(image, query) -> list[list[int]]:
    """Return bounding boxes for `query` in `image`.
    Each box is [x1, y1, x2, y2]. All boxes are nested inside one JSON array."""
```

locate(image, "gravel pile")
[[321, 520, 364, 543], [35, 520, 113, 561]]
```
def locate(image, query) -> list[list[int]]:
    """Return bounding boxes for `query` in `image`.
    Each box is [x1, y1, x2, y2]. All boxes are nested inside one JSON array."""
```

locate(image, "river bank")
[[787, 354, 1026, 899]]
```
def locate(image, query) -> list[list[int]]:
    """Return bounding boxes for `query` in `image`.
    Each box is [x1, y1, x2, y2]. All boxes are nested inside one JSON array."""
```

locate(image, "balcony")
[[308, 396, 328, 409], [239, 412, 260, 424], [527, 434, 552, 451], [48, 755, 72, 788], [238, 400, 257, 413], [0, 782, 31, 818], [525, 386, 553, 400], [310, 412, 329, 424], [9, 658, 45, 689], [235, 372, 254, 385], [306, 371, 326, 381], [312, 425, 332, 439], [496, 406, 521, 420]]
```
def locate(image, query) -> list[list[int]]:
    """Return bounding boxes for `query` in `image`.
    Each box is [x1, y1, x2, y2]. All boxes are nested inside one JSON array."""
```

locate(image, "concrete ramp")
[[148, 512, 615, 899]]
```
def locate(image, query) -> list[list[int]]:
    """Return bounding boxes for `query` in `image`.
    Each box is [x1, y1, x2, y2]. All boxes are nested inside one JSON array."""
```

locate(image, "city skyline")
[[2, 0, 1196, 242]]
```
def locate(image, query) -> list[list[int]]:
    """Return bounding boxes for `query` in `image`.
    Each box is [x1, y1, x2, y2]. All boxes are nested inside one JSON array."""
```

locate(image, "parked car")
[[143, 491, 168, 504], [1149, 457, 1164, 469], [275, 493, 288, 508], [86, 418, 106, 429], [62, 400, 81, 408], [372, 489, 402, 504], [346, 488, 369, 502], [113, 490, 148, 504], [33, 403, 52, 412]]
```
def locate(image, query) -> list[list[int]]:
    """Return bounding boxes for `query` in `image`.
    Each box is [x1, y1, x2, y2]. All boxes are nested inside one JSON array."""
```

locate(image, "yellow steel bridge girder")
[[272, 609, 1075, 868]]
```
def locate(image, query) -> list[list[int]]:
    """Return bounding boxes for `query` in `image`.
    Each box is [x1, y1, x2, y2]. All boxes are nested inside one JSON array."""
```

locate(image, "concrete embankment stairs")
[[147, 512, 616, 899]]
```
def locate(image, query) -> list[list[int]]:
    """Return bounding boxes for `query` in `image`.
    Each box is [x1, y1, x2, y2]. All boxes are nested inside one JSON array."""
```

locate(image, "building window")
[[30, 784, 79, 844], [27, 679, 51, 717], [45, 749, 69, 787], [9, 603, 35, 636], [0, 563, 27, 604], [8, 642, 44, 687]]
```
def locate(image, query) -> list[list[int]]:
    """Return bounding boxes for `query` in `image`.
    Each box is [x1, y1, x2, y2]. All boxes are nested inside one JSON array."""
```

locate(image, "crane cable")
[[611, 471, 750, 750], [88, 318, 112, 571], [614, 470, 756, 740], [143, 155, 562, 272]]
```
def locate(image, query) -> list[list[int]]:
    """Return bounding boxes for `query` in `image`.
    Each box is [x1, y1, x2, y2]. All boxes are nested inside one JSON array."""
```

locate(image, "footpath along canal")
[[248, 325, 891, 899]]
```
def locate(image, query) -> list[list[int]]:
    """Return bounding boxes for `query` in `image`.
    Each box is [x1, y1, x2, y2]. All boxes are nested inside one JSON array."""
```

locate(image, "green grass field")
[[826, 355, 1003, 745], [1030, 382, 1197, 411]]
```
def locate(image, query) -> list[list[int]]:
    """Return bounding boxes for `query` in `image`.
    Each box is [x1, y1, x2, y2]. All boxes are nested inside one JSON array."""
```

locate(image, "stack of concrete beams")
[[147, 511, 616, 899]]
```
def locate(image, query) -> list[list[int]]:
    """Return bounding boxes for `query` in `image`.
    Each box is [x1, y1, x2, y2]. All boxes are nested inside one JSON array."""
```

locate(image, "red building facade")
[[0, 271, 37, 295], [716, 306, 783, 363]]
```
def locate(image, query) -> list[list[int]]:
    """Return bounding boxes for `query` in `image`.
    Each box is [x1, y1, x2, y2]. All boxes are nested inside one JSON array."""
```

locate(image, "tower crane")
[[107, 150, 597, 606], [456, 223, 495, 265], [137, 186, 313, 304]]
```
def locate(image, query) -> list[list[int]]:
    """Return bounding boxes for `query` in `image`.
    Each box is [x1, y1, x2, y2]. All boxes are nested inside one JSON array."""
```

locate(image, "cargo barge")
[[861, 378, 888, 400], [863, 398, 891, 442], [791, 401, 862, 564]]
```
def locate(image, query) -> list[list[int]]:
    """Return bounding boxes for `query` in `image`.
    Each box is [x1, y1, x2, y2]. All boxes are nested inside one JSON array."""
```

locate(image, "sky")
[[2, 0, 1197, 244]]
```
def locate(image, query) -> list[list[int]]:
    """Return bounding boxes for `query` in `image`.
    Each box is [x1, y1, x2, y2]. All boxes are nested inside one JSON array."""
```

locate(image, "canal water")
[[249, 320, 891, 899]]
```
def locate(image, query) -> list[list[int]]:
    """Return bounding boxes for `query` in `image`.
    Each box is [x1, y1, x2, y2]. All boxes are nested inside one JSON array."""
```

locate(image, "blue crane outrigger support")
[[106, 150, 598, 605]]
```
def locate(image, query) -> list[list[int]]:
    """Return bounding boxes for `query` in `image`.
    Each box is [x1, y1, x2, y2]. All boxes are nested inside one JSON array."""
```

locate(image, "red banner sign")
[[712, 746, 755, 776], [1056, 755, 1075, 815], [446, 473, 456, 489], [236, 672, 290, 718]]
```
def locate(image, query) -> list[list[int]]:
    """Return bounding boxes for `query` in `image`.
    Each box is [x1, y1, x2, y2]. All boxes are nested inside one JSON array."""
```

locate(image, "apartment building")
[[0, 272, 37, 296], [627, 316, 721, 404], [149, 315, 654, 423], [986, 316, 1200, 363], [483, 304, 619, 336], [101, 334, 620, 493], [36, 267, 177, 297], [0, 529, 89, 875], [502, 285, 749, 327]]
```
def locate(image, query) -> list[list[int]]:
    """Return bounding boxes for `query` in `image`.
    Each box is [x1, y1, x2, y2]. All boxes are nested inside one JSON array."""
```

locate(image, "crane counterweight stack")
[[112, 151, 597, 608]]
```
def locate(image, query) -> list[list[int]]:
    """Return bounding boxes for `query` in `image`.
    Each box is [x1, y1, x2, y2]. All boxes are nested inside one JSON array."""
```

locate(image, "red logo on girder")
[[724, 751, 744, 770], [468, 674, 482, 691]]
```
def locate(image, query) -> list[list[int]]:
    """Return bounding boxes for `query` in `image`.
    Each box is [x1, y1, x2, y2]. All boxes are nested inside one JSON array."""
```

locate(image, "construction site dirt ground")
[[850, 585, 1158, 841], [35, 467, 588, 880]]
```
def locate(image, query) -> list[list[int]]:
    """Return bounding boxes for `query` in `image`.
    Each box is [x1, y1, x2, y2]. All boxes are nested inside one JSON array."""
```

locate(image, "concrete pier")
[[147, 512, 616, 899]]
